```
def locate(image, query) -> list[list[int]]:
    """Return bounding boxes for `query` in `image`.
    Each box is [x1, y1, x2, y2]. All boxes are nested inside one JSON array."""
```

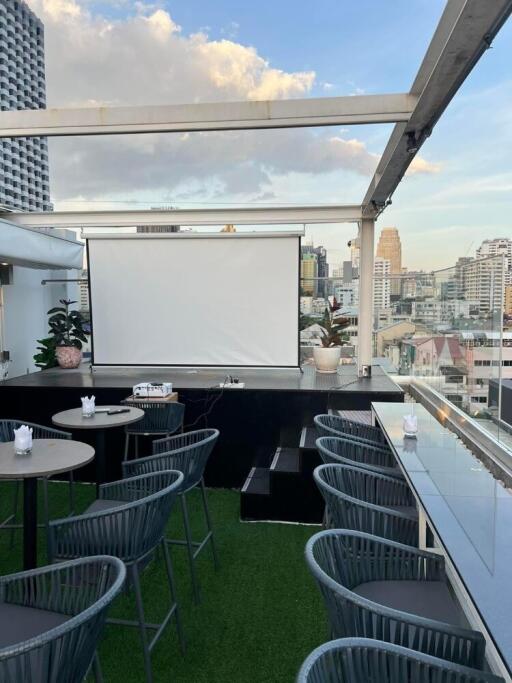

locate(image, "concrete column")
[[357, 218, 375, 373]]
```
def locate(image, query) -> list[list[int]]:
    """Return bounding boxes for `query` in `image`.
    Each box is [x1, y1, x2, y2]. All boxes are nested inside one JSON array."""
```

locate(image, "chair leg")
[[161, 539, 186, 654], [123, 433, 130, 462], [8, 480, 20, 549], [180, 492, 201, 604], [42, 477, 50, 536], [131, 562, 153, 683], [200, 478, 219, 570], [134, 434, 139, 460], [68, 471, 75, 515], [92, 652, 104, 683]]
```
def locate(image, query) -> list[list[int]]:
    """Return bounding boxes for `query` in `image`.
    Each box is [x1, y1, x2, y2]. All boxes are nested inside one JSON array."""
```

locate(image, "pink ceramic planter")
[[56, 346, 82, 369]]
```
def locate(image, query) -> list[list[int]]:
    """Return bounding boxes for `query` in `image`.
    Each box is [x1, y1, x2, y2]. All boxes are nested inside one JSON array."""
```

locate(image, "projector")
[[133, 382, 173, 398]]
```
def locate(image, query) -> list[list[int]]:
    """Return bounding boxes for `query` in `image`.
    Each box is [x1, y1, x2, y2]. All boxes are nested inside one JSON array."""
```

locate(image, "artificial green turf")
[[0, 481, 327, 682]]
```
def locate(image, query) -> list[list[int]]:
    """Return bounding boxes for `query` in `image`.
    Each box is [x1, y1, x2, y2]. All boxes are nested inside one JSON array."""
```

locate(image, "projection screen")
[[88, 233, 300, 367]]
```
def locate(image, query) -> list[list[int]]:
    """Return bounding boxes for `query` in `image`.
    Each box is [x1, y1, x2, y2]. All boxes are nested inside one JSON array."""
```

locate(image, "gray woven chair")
[[122, 428, 219, 604], [0, 555, 125, 683], [48, 470, 185, 683], [297, 638, 503, 683], [306, 530, 486, 669], [0, 419, 73, 547], [314, 464, 418, 545], [122, 401, 185, 461], [315, 414, 388, 446], [316, 436, 403, 479]]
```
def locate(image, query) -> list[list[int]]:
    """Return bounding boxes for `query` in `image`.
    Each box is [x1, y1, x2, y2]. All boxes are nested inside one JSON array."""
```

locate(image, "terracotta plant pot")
[[313, 346, 341, 373], [55, 346, 82, 369]]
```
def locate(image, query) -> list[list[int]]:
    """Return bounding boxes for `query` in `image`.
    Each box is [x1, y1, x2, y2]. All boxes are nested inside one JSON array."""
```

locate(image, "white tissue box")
[[133, 382, 173, 398]]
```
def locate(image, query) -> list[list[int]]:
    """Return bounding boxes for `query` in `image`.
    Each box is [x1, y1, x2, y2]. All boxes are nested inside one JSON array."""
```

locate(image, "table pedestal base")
[[23, 478, 38, 570]]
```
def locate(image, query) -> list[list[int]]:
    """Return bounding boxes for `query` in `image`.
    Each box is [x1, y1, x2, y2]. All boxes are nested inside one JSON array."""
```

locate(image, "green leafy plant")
[[47, 299, 88, 349], [319, 297, 350, 348], [33, 337, 58, 369]]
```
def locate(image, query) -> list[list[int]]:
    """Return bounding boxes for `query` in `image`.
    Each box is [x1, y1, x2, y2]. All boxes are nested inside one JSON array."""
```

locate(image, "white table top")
[[52, 406, 144, 430], [0, 439, 95, 479]]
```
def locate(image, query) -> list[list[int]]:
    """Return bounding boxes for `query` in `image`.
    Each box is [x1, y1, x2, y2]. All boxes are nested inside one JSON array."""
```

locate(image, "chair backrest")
[[314, 414, 387, 445], [0, 420, 71, 442], [123, 428, 219, 491], [314, 463, 413, 508], [305, 530, 485, 669], [124, 401, 185, 435], [48, 471, 184, 563], [307, 529, 442, 595], [316, 436, 398, 477], [313, 464, 417, 545], [0, 555, 125, 683], [297, 638, 503, 683]]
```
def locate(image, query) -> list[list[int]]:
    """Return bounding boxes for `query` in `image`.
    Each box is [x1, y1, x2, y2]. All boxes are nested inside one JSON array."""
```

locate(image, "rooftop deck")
[[0, 481, 324, 682]]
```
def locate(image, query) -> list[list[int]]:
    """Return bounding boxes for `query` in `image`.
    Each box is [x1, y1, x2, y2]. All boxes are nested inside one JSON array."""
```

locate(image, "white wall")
[[1, 266, 76, 379]]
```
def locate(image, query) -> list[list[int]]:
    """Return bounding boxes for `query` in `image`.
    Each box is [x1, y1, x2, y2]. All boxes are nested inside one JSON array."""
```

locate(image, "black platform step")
[[240, 467, 275, 520], [270, 447, 301, 474], [299, 426, 318, 452], [299, 427, 321, 476], [333, 409, 373, 425], [241, 467, 270, 495]]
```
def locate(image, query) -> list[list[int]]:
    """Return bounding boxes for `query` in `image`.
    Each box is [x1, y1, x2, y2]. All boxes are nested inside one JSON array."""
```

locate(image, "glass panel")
[[372, 255, 512, 454]]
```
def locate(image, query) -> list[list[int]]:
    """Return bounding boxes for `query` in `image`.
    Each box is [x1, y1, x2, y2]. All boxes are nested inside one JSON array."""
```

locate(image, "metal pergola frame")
[[0, 0, 511, 372]]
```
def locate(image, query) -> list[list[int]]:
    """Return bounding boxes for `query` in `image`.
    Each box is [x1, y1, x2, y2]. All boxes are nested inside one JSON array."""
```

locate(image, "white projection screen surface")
[[88, 234, 300, 367]]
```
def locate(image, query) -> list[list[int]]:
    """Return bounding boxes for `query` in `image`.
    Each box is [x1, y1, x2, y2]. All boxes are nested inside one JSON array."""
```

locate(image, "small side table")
[[0, 439, 95, 570], [52, 407, 144, 487]]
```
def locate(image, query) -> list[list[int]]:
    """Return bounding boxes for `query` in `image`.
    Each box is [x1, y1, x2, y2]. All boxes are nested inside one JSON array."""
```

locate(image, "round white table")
[[0, 439, 95, 570], [52, 406, 144, 487]]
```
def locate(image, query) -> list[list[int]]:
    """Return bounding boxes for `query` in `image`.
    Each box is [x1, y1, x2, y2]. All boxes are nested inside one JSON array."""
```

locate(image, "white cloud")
[[30, 0, 314, 105], [27, 0, 438, 203], [407, 155, 441, 175]]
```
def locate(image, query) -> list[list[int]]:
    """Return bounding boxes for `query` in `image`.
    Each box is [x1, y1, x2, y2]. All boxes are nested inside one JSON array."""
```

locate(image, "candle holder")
[[13, 425, 33, 455], [81, 395, 96, 418], [402, 414, 418, 439], [14, 444, 32, 456]]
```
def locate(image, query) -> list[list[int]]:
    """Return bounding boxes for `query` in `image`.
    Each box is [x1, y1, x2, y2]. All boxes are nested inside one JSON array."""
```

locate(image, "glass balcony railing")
[[300, 254, 512, 453]]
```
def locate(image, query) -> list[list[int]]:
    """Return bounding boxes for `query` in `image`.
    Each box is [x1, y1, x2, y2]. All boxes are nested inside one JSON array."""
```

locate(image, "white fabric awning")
[[0, 219, 83, 269]]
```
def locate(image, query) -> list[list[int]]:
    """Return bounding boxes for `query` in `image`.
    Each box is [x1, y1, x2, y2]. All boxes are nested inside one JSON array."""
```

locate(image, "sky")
[[26, 0, 512, 271]]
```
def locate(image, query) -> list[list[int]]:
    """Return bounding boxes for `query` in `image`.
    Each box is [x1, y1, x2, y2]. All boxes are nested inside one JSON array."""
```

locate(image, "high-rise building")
[[137, 225, 180, 233], [78, 270, 89, 312], [461, 239, 512, 314], [461, 257, 510, 314], [476, 238, 512, 268], [301, 245, 329, 297], [0, 0, 51, 211], [505, 285, 512, 315], [300, 251, 317, 296], [373, 257, 391, 312], [348, 237, 360, 268], [376, 227, 402, 296]]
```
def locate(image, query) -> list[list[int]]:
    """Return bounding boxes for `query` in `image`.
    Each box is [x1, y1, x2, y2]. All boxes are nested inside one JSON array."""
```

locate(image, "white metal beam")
[[357, 218, 375, 373], [0, 94, 416, 138], [0, 205, 362, 228], [363, 0, 512, 214]]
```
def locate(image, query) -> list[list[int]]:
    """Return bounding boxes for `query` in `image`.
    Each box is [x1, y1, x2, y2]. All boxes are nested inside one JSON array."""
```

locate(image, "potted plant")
[[33, 337, 58, 370], [46, 299, 89, 369], [313, 298, 350, 373]]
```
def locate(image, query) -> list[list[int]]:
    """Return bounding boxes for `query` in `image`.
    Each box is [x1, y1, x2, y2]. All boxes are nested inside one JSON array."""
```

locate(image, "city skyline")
[[307, 227, 512, 280], [18, 0, 512, 271]]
